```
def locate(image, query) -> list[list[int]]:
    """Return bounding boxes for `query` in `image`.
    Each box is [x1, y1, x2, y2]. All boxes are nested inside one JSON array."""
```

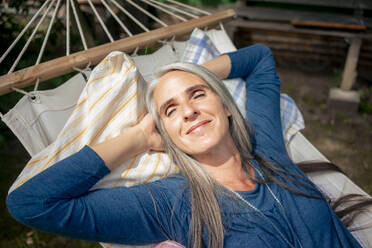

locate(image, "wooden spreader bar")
[[0, 9, 236, 96]]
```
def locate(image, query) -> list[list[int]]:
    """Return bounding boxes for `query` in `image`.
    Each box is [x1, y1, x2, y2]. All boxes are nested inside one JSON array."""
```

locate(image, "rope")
[[70, 0, 88, 50], [131, 46, 139, 56], [126, 0, 168, 27], [109, 0, 149, 32], [34, 78, 40, 91], [139, 0, 187, 22], [219, 22, 225, 32], [165, 0, 210, 15], [87, 0, 114, 42], [8, 0, 56, 74], [158, 35, 175, 47], [66, 0, 70, 56], [1, 0, 217, 96], [36, 0, 63, 65], [148, 0, 198, 19], [100, 0, 133, 37], [73, 62, 91, 81], [0, 0, 51, 65], [11, 87, 34, 97], [73, 62, 91, 73]]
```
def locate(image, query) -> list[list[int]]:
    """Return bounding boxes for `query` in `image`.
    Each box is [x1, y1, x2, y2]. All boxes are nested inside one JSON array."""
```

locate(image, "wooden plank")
[[241, 0, 372, 10], [341, 38, 362, 91], [0, 9, 236, 96], [237, 6, 300, 22], [291, 20, 367, 31], [291, 13, 366, 30], [229, 19, 372, 40], [248, 34, 347, 54], [291, 20, 366, 31], [237, 6, 368, 29]]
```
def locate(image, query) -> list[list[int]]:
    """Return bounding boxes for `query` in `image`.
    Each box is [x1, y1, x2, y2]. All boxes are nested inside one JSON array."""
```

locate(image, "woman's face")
[[153, 70, 232, 157]]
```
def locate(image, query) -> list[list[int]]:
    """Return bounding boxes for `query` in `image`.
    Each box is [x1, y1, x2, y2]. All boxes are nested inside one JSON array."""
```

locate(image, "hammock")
[[1, 1, 372, 248], [0, 0, 234, 95]]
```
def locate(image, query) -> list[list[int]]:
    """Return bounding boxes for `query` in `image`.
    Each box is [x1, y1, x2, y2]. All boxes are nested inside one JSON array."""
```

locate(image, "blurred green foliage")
[[359, 87, 372, 115], [176, 0, 235, 6]]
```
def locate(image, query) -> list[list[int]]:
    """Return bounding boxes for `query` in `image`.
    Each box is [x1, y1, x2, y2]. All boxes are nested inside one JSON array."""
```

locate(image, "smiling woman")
[[6, 45, 365, 248], [153, 70, 233, 157]]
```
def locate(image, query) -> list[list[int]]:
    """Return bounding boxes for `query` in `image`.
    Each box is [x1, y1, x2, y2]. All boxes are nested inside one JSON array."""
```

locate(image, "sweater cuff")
[[225, 51, 240, 80]]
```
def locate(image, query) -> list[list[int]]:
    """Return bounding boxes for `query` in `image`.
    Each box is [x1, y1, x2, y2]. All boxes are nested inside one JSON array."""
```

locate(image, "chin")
[[184, 140, 221, 157]]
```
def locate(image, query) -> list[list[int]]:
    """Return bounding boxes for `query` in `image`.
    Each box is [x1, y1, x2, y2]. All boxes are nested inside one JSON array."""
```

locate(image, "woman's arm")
[[91, 113, 164, 170], [6, 116, 172, 245], [202, 54, 231, 80]]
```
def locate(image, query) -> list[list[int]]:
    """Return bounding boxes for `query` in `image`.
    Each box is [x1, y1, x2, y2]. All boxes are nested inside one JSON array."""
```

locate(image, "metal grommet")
[[28, 94, 40, 104]]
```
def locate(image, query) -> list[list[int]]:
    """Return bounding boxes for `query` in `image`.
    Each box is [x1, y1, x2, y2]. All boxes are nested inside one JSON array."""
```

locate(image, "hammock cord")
[[0, 0, 51, 65], [11, 87, 35, 97], [140, 0, 187, 22], [73, 62, 91, 73], [73, 62, 92, 80], [100, 0, 133, 37], [109, 0, 149, 32], [9, 0, 58, 94], [166, 0, 211, 15], [87, 0, 114, 42], [126, 0, 167, 27], [149, 0, 199, 19], [219, 22, 225, 32], [36, 0, 62, 65], [34, 78, 40, 92], [70, 0, 88, 50], [8, 0, 55, 74], [66, 0, 70, 56], [33, 0, 63, 91], [0, 0, 229, 96]]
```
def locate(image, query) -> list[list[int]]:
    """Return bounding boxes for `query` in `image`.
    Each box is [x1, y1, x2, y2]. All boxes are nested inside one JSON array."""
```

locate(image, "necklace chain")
[[228, 166, 303, 248]]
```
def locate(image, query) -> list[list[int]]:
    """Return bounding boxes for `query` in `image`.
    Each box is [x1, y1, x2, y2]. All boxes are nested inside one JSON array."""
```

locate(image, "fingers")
[[138, 113, 165, 152]]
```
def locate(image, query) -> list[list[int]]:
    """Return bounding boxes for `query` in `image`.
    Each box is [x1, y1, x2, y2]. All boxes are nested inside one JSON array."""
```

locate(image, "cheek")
[[162, 119, 181, 141]]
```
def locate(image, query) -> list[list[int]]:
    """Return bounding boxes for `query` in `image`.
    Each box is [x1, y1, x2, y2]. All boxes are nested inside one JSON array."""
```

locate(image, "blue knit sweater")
[[7, 44, 361, 247]]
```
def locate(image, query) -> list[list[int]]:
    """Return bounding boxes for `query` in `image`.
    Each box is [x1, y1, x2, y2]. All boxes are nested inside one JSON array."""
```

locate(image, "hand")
[[91, 113, 164, 169], [138, 113, 165, 152]]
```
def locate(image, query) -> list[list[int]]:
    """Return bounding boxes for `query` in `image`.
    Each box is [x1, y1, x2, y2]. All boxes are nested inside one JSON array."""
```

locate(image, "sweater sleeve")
[[226, 44, 288, 158], [6, 146, 172, 245]]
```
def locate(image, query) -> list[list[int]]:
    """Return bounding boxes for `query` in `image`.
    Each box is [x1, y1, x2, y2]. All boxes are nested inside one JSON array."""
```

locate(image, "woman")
[[6, 44, 362, 247]]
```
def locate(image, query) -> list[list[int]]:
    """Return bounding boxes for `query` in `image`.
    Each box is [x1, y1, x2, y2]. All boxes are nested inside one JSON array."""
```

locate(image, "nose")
[[182, 103, 199, 121]]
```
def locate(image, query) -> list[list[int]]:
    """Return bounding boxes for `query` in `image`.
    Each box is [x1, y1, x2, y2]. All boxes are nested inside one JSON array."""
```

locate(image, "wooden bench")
[[225, 0, 372, 113]]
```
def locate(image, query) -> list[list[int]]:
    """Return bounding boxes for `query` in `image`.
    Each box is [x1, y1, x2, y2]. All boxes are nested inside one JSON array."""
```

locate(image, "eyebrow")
[[159, 84, 210, 114]]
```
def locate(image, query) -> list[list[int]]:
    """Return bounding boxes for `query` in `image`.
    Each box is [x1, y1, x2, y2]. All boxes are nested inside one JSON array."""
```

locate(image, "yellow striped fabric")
[[8, 51, 178, 248]]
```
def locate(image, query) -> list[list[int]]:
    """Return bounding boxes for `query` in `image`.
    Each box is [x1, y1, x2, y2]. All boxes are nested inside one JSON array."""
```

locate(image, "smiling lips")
[[186, 120, 211, 135]]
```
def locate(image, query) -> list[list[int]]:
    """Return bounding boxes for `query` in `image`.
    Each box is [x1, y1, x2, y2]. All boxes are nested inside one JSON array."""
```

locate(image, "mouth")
[[186, 120, 211, 135]]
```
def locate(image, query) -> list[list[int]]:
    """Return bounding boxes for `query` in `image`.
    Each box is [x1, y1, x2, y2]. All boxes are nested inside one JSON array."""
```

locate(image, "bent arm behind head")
[[201, 54, 231, 80]]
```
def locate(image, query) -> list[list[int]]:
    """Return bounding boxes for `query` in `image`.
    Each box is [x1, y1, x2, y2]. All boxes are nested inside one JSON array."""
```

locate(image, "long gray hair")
[[145, 62, 256, 248], [145, 62, 372, 247]]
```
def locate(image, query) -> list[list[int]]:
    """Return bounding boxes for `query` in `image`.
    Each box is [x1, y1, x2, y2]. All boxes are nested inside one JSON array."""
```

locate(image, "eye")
[[193, 90, 205, 99], [166, 106, 176, 117]]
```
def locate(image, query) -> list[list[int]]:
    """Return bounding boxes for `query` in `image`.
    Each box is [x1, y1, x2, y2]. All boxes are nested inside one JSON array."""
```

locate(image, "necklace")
[[228, 166, 303, 248]]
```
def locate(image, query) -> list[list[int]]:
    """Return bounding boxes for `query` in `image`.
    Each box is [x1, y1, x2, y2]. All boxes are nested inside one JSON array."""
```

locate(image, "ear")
[[225, 107, 232, 117]]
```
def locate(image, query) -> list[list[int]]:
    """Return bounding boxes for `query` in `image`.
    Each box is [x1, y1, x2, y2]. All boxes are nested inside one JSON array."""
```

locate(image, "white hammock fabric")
[[5, 27, 372, 248], [1, 70, 90, 156]]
